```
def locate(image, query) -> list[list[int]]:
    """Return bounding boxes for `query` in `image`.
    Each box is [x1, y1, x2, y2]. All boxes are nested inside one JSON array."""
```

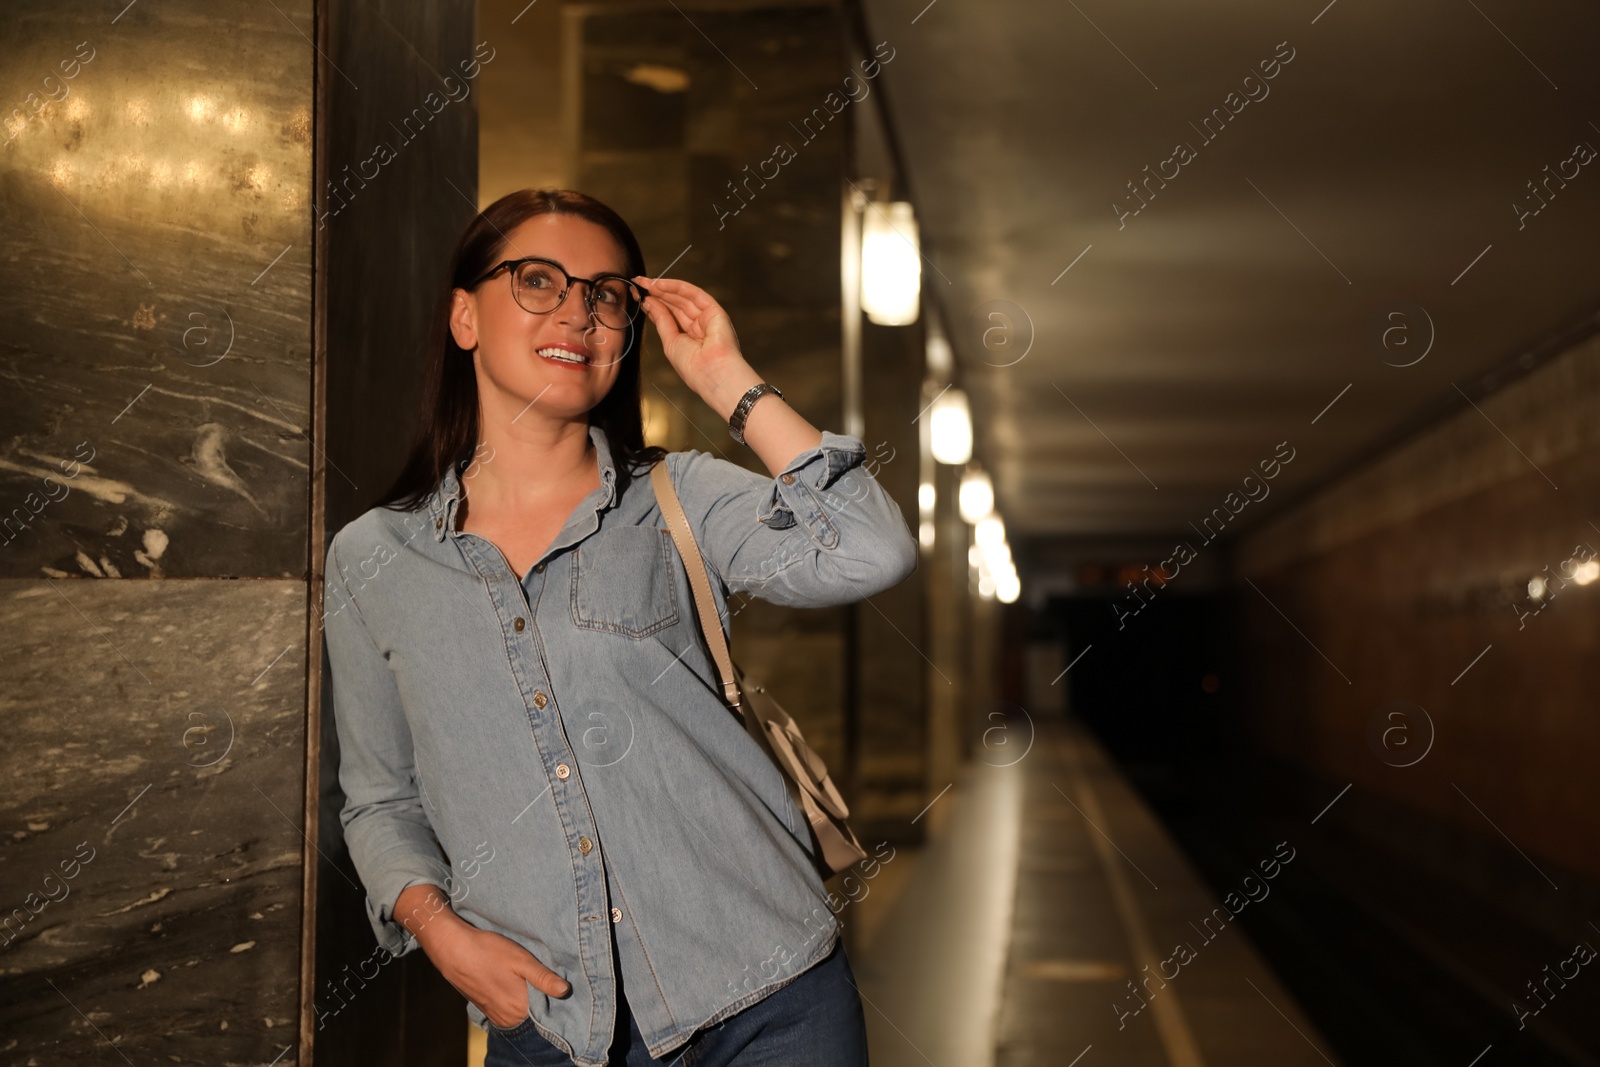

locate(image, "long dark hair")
[[376, 188, 667, 514]]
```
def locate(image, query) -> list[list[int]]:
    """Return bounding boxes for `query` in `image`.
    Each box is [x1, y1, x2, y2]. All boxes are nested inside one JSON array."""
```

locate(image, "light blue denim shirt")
[[322, 422, 917, 1065]]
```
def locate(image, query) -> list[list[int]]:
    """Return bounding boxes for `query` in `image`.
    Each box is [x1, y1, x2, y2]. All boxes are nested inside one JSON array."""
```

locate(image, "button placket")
[[453, 527, 615, 1054]]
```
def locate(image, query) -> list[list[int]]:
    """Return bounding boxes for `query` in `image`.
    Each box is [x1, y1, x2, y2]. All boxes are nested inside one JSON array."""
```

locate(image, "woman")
[[322, 188, 917, 1066]]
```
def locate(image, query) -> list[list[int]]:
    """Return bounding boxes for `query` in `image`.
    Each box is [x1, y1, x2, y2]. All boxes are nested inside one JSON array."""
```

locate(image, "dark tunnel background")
[[1043, 588, 1597, 1066]]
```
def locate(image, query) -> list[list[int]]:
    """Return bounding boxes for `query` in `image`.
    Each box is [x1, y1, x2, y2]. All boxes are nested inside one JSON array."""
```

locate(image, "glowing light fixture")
[[958, 468, 994, 524], [1575, 560, 1600, 586], [860, 201, 920, 325], [930, 388, 972, 465], [975, 515, 1005, 550]]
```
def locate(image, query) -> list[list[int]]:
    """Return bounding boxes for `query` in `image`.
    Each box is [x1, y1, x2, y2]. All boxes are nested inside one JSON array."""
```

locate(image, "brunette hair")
[[375, 188, 666, 513]]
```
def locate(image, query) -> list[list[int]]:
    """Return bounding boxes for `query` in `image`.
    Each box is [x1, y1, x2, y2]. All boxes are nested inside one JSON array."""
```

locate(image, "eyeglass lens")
[[511, 261, 642, 329]]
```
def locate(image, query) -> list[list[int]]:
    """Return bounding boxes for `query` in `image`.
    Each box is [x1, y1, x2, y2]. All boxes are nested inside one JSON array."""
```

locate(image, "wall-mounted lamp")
[[958, 468, 994, 524], [860, 201, 921, 326], [930, 388, 972, 465]]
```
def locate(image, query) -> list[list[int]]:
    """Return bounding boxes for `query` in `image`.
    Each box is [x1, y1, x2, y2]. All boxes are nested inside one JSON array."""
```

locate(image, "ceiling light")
[[958, 468, 994, 524], [975, 515, 1005, 550], [860, 201, 920, 325], [930, 388, 972, 465]]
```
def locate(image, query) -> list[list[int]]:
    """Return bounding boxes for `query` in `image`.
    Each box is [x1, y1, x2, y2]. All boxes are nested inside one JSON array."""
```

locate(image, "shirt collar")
[[428, 422, 619, 542]]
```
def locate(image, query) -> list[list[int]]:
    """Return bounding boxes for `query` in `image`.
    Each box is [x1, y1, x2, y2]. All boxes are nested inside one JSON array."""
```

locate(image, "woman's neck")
[[464, 413, 599, 515]]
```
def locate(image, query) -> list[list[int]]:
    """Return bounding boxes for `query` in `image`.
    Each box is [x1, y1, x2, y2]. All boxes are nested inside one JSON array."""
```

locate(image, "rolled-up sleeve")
[[666, 430, 918, 608], [323, 531, 455, 957]]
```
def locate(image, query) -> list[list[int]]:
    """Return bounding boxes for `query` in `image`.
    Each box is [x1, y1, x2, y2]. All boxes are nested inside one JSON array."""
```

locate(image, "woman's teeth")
[[537, 347, 588, 364]]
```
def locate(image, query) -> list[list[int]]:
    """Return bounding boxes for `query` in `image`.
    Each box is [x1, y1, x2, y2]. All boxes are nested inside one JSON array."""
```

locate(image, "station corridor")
[[2, 1, 1598, 1065]]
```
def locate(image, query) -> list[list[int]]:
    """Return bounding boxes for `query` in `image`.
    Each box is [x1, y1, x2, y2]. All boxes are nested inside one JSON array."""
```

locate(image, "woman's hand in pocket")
[[395, 883, 571, 1027], [436, 922, 572, 1027]]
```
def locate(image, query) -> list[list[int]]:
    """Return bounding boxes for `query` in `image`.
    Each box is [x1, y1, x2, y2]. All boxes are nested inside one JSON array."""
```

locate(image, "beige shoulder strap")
[[650, 460, 742, 711]]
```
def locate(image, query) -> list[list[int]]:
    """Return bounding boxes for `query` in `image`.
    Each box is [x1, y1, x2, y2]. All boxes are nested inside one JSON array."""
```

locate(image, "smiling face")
[[450, 212, 633, 425]]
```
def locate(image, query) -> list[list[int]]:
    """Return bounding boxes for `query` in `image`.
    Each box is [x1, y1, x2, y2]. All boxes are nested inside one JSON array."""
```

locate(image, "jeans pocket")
[[488, 1012, 537, 1039], [570, 526, 680, 638], [485, 1016, 574, 1067]]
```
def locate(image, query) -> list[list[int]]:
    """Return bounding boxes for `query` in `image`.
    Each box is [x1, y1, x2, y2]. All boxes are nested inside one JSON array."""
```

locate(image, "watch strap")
[[728, 382, 782, 444]]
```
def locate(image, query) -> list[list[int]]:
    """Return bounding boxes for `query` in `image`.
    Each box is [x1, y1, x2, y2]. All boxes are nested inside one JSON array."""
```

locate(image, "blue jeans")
[[484, 937, 868, 1066]]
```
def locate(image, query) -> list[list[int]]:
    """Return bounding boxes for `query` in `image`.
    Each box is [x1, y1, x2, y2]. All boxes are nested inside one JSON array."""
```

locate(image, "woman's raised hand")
[[634, 276, 747, 395]]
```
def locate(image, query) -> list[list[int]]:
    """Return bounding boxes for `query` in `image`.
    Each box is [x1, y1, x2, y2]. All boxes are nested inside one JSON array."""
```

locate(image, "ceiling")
[[859, 0, 1600, 543]]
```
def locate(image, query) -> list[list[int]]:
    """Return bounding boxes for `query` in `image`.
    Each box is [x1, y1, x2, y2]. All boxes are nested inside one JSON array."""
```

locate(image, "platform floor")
[[852, 713, 1342, 1067]]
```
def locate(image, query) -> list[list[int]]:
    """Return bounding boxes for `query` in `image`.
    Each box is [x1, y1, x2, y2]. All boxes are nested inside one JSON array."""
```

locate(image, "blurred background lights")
[[860, 201, 920, 325], [975, 515, 1005, 550], [188, 95, 215, 121], [222, 106, 251, 133], [125, 98, 150, 126], [1574, 559, 1600, 585], [958, 468, 993, 523], [64, 97, 90, 122], [930, 387, 972, 464], [1528, 576, 1547, 599]]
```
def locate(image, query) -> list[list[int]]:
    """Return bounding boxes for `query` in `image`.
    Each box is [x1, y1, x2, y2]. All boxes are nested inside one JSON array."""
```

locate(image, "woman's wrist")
[[695, 358, 765, 423], [395, 882, 467, 953]]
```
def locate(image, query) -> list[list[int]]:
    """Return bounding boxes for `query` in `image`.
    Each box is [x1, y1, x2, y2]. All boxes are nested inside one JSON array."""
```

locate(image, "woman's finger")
[[648, 289, 704, 341], [642, 276, 718, 317], [521, 956, 571, 998], [641, 295, 682, 347]]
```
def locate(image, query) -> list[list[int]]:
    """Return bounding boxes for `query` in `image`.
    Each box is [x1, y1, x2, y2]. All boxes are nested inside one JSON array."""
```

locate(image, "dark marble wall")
[[0, 3, 315, 1062], [0, 3, 314, 580], [314, 0, 479, 1065], [1235, 333, 1600, 932]]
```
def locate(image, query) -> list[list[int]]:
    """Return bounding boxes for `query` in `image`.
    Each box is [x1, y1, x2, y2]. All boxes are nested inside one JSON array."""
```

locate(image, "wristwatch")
[[728, 382, 783, 445]]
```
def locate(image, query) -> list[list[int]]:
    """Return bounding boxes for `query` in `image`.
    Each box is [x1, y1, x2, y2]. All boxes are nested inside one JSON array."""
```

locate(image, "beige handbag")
[[650, 460, 869, 879]]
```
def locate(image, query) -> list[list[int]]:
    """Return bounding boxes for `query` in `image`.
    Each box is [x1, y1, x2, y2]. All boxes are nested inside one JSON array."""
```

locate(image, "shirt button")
[[514, 617, 526, 632], [781, 473, 796, 484], [611, 907, 622, 923], [533, 561, 546, 573], [555, 763, 571, 780], [533, 692, 548, 709], [578, 836, 593, 855], [434, 517, 443, 529]]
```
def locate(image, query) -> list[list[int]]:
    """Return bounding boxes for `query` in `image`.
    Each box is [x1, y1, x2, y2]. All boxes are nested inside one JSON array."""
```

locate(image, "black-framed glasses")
[[467, 256, 649, 331]]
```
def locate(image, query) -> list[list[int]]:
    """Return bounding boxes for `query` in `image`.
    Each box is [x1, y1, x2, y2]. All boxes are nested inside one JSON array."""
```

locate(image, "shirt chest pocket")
[[570, 526, 681, 638]]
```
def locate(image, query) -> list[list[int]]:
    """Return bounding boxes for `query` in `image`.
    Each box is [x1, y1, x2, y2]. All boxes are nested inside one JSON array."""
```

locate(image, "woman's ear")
[[449, 288, 478, 351]]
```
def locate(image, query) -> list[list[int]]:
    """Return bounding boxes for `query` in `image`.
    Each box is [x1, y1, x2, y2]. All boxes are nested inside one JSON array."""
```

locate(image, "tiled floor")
[[855, 710, 1341, 1067]]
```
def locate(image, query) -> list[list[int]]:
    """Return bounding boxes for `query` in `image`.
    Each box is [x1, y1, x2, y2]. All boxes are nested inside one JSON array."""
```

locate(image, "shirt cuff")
[[756, 432, 868, 530], [365, 857, 459, 957]]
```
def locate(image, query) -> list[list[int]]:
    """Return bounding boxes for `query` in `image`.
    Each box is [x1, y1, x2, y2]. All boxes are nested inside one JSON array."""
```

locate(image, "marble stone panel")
[[0, 1, 315, 580], [0, 577, 307, 1064]]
